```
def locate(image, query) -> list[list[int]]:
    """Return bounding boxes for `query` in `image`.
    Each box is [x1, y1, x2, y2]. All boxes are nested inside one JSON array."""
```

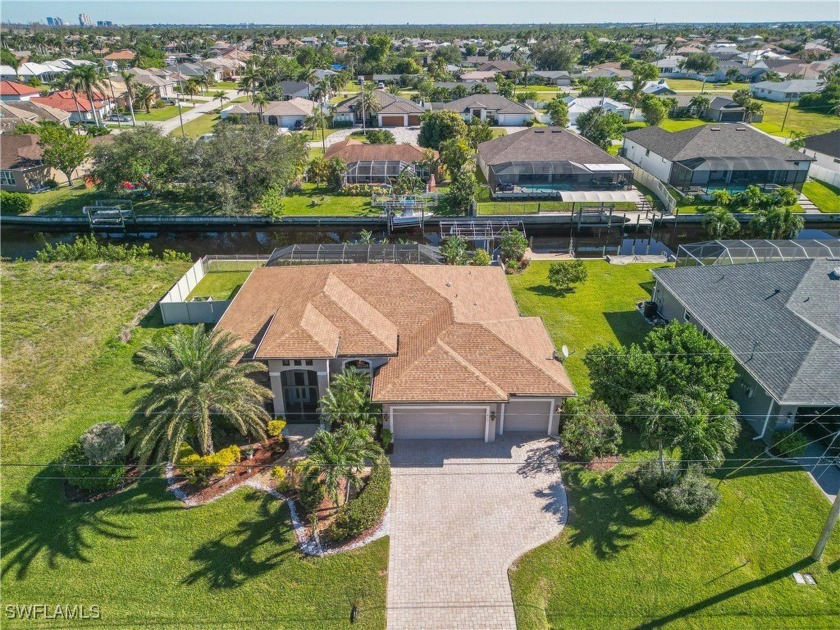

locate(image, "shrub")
[[365, 129, 396, 144], [1, 190, 33, 215], [298, 472, 326, 515], [440, 236, 469, 265], [63, 443, 125, 492], [35, 234, 189, 263], [325, 457, 391, 542], [272, 465, 287, 483], [79, 422, 125, 464], [471, 248, 491, 266], [632, 461, 719, 519], [380, 428, 393, 450], [548, 259, 588, 292], [770, 430, 808, 458], [499, 230, 528, 263], [560, 399, 622, 461], [267, 419, 287, 439], [177, 444, 241, 485]]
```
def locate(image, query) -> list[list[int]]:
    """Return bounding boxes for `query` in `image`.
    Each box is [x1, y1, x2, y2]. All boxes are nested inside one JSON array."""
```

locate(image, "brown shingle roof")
[[0, 133, 43, 169], [216, 264, 575, 403], [325, 139, 431, 163], [478, 126, 622, 166]]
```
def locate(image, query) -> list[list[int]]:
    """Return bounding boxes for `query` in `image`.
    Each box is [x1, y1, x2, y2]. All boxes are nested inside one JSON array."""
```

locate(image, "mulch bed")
[[587, 455, 622, 472], [169, 438, 288, 505], [64, 465, 143, 503]]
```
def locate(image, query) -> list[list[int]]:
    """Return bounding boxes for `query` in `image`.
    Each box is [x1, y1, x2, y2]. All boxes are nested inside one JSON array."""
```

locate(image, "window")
[[1, 171, 16, 186], [683, 310, 692, 323]]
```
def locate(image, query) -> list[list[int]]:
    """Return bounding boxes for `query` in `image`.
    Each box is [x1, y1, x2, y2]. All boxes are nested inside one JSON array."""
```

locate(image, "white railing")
[[617, 156, 678, 214]]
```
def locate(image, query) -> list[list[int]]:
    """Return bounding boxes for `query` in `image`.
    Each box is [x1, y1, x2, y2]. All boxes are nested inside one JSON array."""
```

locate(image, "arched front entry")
[[280, 369, 320, 422], [267, 115, 278, 126]]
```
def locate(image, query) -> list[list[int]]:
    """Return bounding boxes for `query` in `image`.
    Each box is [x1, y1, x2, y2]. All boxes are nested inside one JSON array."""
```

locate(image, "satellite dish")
[[561, 345, 570, 358]]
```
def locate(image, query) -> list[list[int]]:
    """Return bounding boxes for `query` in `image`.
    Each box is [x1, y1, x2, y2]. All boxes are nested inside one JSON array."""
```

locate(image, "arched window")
[[267, 115, 278, 126], [343, 359, 372, 375]]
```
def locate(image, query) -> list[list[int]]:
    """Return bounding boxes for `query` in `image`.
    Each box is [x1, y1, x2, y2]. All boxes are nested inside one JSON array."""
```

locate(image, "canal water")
[[2, 223, 838, 261]]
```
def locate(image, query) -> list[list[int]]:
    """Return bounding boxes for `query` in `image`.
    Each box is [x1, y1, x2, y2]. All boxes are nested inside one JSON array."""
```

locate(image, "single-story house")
[[458, 70, 498, 83], [750, 79, 823, 102], [656, 55, 687, 75], [622, 123, 813, 192], [529, 70, 572, 86], [214, 264, 575, 440], [333, 90, 425, 127], [325, 139, 434, 186], [434, 94, 534, 126], [103, 49, 136, 71], [221, 97, 316, 128], [125, 68, 177, 99], [565, 97, 633, 126], [582, 63, 633, 80], [276, 81, 313, 99], [165, 63, 222, 83], [201, 57, 243, 79], [800, 130, 840, 174], [0, 100, 71, 133], [477, 126, 632, 196], [651, 259, 840, 439], [30, 89, 112, 123], [476, 60, 520, 75], [0, 133, 110, 191], [616, 79, 675, 96], [704, 96, 755, 123], [0, 80, 42, 102]]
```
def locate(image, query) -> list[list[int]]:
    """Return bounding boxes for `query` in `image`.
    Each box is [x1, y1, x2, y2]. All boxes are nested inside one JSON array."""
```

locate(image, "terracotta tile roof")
[[31, 89, 108, 113], [216, 264, 575, 403], [0, 80, 41, 96], [325, 139, 432, 164], [104, 49, 136, 61]]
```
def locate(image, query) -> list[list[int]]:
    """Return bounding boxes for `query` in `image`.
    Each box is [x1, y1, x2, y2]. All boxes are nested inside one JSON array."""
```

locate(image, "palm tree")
[[196, 74, 210, 94], [744, 100, 764, 123], [55, 72, 84, 123], [674, 393, 740, 472], [133, 84, 156, 114], [628, 387, 681, 475], [749, 205, 805, 239], [251, 92, 268, 122], [689, 95, 710, 118], [68, 65, 108, 126], [213, 90, 228, 110], [358, 82, 380, 132], [305, 107, 330, 153], [317, 367, 374, 428], [299, 424, 383, 505], [127, 326, 272, 464], [702, 206, 741, 239], [118, 70, 138, 126], [183, 79, 200, 104], [238, 63, 263, 100]]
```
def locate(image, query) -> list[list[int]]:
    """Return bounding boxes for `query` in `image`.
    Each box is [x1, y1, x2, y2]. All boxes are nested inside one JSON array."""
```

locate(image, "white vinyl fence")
[[159, 255, 267, 325], [617, 157, 678, 213], [809, 164, 840, 189]]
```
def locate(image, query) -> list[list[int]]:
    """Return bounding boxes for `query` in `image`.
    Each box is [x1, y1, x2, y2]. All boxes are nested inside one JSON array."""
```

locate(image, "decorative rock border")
[[165, 465, 389, 556]]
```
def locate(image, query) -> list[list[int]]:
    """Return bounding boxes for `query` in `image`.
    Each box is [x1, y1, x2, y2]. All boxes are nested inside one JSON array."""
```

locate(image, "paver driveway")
[[386, 435, 566, 629]]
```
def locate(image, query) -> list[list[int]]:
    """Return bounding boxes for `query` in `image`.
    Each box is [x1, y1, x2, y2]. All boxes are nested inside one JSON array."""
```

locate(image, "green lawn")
[[803, 180, 840, 213], [507, 261, 840, 629], [280, 183, 378, 216], [134, 104, 193, 122], [666, 79, 748, 92], [186, 271, 252, 300], [176, 113, 222, 139], [659, 118, 707, 132], [210, 81, 240, 90], [0, 261, 388, 629], [752, 101, 840, 137]]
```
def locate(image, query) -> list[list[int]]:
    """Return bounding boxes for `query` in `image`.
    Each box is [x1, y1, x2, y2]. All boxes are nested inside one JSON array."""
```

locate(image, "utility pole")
[[781, 94, 793, 132], [812, 492, 840, 561], [359, 77, 366, 135]]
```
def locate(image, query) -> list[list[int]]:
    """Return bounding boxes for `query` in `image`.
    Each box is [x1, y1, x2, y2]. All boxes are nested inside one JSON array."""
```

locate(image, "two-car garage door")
[[392, 407, 487, 440]]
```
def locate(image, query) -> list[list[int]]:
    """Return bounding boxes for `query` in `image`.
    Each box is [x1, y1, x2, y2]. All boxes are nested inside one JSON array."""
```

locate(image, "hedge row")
[[325, 456, 391, 542], [1, 190, 33, 215]]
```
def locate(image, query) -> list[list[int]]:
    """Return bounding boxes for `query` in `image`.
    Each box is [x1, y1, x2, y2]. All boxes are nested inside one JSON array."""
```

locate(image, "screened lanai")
[[487, 160, 631, 193], [344, 160, 416, 185], [266, 244, 443, 266], [676, 239, 840, 267]]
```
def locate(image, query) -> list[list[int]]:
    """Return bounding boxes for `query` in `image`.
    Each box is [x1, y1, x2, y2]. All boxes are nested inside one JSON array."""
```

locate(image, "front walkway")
[[386, 436, 566, 629]]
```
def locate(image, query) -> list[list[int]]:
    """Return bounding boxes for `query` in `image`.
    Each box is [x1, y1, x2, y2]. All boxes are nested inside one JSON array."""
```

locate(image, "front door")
[[280, 369, 320, 423]]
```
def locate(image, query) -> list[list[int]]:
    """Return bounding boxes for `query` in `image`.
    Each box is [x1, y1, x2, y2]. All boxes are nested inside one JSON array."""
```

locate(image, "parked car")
[[293, 120, 303, 130], [377, 82, 386, 89], [496, 183, 515, 192], [107, 114, 131, 122], [159, 97, 179, 105]]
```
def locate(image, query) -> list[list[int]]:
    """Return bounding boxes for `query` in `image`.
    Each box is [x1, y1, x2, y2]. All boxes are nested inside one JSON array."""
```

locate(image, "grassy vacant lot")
[[133, 104, 193, 122], [211, 81, 240, 90], [187, 271, 251, 300], [281, 183, 378, 217], [803, 180, 840, 213], [666, 78, 749, 92], [507, 261, 840, 629], [659, 118, 706, 132], [753, 101, 840, 137], [0, 261, 388, 629], [177, 112, 221, 138]]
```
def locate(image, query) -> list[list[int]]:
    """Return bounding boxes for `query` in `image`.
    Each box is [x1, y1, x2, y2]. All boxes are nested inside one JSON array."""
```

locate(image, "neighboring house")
[[0, 100, 71, 133], [30, 89, 112, 123], [221, 97, 316, 128], [616, 79, 676, 96], [750, 79, 822, 102], [656, 55, 687, 75], [800, 130, 840, 173], [103, 49, 135, 71], [0, 80, 41, 102], [434, 94, 534, 126], [476, 60, 520, 74], [530, 70, 572, 86], [276, 80, 313, 99], [583, 63, 633, 80], [324, 139, 434, 186], [622, 123, 814, 192], [463, 55, 490, 67], [333, 90, 425, 127], [651, 259, 840, 439], [564, 96, 632, 126], [165, 63, 222, 83], [0, 62, 57, 83], [458, 70, 498, 83], [434, 81, 499, 94], [477, 126, 632, 196], [0, 132, 110, 191], [214, 264, 575, 439], [126, 68, 176, 99], [703, 96, 758, 123]]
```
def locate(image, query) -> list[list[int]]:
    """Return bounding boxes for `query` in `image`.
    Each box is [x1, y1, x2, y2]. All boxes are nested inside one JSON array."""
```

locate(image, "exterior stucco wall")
[[622, 138, 673, 183]]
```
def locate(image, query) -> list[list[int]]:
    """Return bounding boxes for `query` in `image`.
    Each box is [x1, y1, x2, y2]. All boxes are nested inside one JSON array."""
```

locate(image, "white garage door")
[[504, 399, 551, 433], [393, 407, 487, 440]]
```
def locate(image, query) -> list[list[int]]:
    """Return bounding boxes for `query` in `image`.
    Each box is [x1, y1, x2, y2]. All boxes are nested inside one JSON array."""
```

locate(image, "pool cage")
[[344, 160, 415, 185], [265, 244, 443, 266], [676, 239, 840, 267], [488, 161, 631, 191]]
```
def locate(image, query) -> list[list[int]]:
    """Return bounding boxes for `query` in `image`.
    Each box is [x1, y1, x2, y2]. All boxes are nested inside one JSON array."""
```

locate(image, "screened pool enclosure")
[[676, 240, 840, 267]]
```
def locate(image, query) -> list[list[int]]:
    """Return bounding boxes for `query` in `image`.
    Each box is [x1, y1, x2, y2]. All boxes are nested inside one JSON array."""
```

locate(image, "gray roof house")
[[651, 259, 840, 438], [333, 89, 425, 128], [477, 126, 632, 197], [622, 123, 814, 193], [750, 79, 823, 103], [800, 130, 840, 177], [434, 94, 534, 126]]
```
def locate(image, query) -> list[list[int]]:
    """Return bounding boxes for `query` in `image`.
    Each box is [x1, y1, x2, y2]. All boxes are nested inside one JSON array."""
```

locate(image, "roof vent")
[[830, 267, 840, 279], [534, 129, 545, 133], [551, 129, 563, 133], [710, 126, 721, 131]]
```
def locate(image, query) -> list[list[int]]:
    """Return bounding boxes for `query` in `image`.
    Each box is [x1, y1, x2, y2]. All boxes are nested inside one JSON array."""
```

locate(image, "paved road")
[[148, 90, 239, 136], [386, 436, 566, 629], [799, 442, 840, 500]]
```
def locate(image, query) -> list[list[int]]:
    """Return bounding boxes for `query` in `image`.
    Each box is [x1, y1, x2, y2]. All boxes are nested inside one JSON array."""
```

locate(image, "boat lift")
[[84, 199, 136, 229]]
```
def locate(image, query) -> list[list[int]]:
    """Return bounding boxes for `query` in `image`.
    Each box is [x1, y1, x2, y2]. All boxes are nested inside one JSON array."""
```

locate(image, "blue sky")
[[3, 1, 837, 25]]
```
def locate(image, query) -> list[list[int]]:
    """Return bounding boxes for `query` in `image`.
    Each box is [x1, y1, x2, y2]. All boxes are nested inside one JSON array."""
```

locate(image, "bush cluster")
[[63, 443, 126, 492], [298, 472, 326, 515], [35, 234, 190, 263], [560, 399, 621, 461], [267, 419, 287, 439], [770, 430, 808, 458], [1, 190, 33, 215], [632, 460, 720, 519], [177, 444, 242, 485], [325, 457, 391, 542], [80, 422, 126, 464]]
